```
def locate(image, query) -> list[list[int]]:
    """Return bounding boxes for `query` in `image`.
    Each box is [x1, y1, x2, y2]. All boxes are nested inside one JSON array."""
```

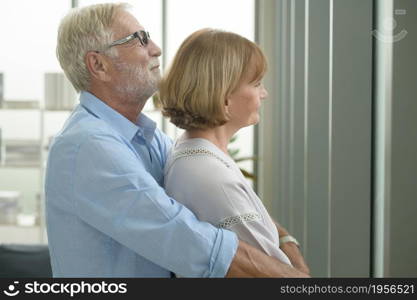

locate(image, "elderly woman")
[[159, 28, 309, 275]]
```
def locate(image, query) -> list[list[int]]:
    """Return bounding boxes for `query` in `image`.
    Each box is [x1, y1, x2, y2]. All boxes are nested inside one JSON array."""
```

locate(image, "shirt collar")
[[79, 91, 156, 143], [137, 112, 157, 142]]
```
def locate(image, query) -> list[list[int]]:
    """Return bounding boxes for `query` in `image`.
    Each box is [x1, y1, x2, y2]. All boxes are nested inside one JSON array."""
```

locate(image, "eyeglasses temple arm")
[[108, 34, 135, 47]]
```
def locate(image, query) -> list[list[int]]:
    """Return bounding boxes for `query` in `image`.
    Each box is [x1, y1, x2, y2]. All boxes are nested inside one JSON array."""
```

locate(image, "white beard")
[[113, 61, 161, 104]]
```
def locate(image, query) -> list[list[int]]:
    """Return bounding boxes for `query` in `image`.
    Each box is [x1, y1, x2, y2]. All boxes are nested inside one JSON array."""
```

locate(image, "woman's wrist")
[[279, 235, 300, 248]]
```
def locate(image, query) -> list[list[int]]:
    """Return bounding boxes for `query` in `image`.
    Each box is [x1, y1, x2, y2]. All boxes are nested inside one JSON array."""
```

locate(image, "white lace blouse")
[[164, 138, 292, 268]]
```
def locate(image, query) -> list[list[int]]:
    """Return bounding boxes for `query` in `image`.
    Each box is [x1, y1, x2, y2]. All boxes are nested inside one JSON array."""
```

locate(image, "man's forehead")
[[113, 10, 143, 35]]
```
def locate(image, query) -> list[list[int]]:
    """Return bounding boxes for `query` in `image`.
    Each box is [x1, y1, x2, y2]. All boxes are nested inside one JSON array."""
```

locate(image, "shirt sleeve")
[[72, 132, 238, 277], [165, 154, 289, 262]]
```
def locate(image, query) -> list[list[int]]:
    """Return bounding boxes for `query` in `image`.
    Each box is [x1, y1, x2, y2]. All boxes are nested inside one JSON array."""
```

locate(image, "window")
[[0, 1, 71, 236]]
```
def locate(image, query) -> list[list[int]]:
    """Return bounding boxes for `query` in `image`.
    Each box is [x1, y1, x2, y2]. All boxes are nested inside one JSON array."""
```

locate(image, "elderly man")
[[45, 3, 309, 277]]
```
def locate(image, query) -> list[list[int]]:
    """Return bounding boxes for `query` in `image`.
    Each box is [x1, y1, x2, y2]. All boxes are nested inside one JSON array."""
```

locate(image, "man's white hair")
[[56, 3, 130, 92]]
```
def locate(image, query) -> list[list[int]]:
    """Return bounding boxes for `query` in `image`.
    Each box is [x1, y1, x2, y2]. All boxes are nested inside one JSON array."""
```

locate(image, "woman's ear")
[[85, 51, 111, 82], [224, 97, 230, 115], [225, 93, 233, 106]]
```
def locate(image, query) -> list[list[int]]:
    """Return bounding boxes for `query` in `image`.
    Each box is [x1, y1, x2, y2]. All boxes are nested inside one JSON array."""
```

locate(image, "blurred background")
[[0, 0, 415, 277]]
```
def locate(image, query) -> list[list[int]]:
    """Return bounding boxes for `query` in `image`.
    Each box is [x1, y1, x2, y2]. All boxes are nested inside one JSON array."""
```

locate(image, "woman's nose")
[[261, 87, 268, 99]]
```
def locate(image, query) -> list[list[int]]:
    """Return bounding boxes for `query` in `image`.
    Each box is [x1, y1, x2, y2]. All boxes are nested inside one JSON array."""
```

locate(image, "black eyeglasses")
[[108, 30, 150, 48]]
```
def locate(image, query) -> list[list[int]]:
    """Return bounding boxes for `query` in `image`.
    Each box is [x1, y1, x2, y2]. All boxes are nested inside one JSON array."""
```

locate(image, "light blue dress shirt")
[[45, 91, 238, 277]]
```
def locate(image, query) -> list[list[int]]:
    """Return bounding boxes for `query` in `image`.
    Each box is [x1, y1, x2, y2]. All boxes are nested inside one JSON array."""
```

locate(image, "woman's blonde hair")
[[159, 28, 267, 130], [56, 3, 129, 92]]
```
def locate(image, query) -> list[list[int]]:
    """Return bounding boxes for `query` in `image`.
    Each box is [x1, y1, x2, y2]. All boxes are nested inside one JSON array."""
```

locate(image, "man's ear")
[[85, 51, 111, 82]]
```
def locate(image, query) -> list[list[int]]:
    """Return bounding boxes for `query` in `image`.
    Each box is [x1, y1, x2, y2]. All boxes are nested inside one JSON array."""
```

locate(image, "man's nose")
[[149, 40, 162, 57]]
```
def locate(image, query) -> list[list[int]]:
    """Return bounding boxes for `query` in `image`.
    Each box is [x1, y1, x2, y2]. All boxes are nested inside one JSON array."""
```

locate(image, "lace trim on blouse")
[[171, 147, 231, 168], [217, 212, 261, 229]]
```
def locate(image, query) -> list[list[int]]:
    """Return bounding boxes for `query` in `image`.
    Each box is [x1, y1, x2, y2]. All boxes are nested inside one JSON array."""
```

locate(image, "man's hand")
[[226, 240, 310, 278], [275, 223, 310, 275], [280, 241, 310, 275]]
